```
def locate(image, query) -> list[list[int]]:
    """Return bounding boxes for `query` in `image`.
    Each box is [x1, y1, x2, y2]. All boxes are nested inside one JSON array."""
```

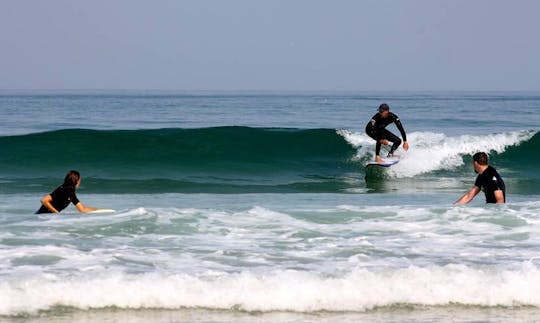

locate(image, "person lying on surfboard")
[[36, 170, 98, 214], [365, 103, 409, 163]]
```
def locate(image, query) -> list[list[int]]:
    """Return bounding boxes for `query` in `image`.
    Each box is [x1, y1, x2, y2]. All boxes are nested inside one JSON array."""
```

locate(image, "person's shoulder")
[[389, 112, 400, 119], [489, 166, 504, 181], [481, 166, 504, 184], [478, 167, 493, 179], [58, 185, 76, 194], [474, 172, 484, 186], [51, 185, 64, 193], [486, 165, 500, 175]]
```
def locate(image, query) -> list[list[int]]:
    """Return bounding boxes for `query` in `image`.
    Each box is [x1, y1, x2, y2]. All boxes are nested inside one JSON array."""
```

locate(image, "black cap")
[[378, 103, 390, 113]]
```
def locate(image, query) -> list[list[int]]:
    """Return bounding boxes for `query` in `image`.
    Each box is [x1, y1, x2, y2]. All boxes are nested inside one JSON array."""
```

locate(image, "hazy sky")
[[1, 0, 539, 91]]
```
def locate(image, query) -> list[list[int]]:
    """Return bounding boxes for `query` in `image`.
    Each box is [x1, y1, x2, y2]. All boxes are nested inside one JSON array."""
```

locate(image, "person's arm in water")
[[40, 194, 60, 213], [493, 189, 505, 204], [69, 188, 97, 213], [40, 194, 97, 213], [454, 186, 481, 204], [75, 202, 98, 213]]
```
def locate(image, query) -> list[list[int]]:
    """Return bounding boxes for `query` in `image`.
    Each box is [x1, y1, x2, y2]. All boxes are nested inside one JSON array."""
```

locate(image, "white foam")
[[2, 263, 540, 315], [339, 129, 535, 178], [3, 202, 540, 315]]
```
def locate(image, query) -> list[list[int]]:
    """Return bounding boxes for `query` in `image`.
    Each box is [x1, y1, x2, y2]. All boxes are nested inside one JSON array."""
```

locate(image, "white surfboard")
[[88, 209, 116, 214], [365, 157, 400, 168]]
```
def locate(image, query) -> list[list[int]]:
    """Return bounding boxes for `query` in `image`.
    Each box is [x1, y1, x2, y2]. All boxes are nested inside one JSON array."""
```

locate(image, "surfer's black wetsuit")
[[474, 166, 506, 203], [365, 112, 407, 157], [36, 185, 80, 214]]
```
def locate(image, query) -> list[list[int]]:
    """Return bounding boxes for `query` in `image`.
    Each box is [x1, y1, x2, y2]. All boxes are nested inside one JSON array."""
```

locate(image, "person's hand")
[[380, 139, 389, 145], [403, 141, 409, 151]]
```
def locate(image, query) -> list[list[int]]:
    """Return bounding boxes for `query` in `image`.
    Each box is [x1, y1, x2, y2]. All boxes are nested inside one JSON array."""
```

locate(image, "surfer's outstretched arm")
[[75, 202, 98, 213], [455, 186, 481, 204], [394, 116, 409, 151]]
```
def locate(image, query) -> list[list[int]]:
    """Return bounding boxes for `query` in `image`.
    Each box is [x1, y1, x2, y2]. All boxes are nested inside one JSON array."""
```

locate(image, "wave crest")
[[3, 263, 540, 315]]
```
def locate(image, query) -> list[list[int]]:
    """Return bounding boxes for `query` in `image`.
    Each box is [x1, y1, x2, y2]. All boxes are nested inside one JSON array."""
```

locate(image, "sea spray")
[[340, 129, 536, 178]]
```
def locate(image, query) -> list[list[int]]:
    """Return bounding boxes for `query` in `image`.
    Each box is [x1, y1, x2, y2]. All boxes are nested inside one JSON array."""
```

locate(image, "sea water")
[[1, 91, 540, 322]]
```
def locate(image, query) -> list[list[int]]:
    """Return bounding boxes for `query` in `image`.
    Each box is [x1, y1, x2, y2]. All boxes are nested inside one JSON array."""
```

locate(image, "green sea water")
[[1, 92, 539, 322]]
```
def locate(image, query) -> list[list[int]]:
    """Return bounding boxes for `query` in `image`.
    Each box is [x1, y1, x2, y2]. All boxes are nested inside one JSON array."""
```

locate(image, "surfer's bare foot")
[[375, 155, 384, 163]]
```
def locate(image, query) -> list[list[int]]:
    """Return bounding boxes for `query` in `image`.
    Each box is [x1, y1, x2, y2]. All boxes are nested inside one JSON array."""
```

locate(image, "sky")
[[1, 0, 539, 91]]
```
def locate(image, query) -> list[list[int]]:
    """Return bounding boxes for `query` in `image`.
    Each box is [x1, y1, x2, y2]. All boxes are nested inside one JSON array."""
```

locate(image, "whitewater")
[[1, 91, 539, 322]]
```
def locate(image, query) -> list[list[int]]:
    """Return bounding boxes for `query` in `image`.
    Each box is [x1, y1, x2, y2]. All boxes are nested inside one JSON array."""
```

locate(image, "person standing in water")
[[455, 152, 506, 204], [365, 103, 409, 162], [36, 170, 98, 214]]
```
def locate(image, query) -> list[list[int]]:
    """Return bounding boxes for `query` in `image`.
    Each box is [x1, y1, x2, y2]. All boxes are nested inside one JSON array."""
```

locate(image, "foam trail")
[[340, 130, 535, 178], [2, 263, 540, 315]]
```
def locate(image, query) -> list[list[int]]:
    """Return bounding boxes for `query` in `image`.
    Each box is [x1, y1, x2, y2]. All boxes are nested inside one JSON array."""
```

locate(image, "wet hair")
[[378, 103, 390, 113], [63, 170, 81, 188], [473, 152, 488, 166]]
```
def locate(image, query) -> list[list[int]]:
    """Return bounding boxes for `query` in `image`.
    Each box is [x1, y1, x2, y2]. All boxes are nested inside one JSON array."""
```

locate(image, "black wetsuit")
[[474, 166, 506, 203], [36, 185, 80, 214], [365, 112, 407, 156]]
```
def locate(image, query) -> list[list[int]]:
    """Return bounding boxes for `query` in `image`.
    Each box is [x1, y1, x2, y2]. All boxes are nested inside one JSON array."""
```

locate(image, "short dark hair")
[[378, 103, 390, 113], [473, 152, 488, 165], [63, 170, 81, 187]]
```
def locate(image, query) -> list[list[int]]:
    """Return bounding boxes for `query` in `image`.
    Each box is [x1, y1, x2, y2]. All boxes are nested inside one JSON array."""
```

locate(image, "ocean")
[[1, 91, 539, 322]]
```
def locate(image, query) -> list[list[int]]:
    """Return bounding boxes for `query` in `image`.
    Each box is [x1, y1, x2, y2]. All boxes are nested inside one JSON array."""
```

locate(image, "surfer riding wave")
[[365, 103, 409, 162]]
